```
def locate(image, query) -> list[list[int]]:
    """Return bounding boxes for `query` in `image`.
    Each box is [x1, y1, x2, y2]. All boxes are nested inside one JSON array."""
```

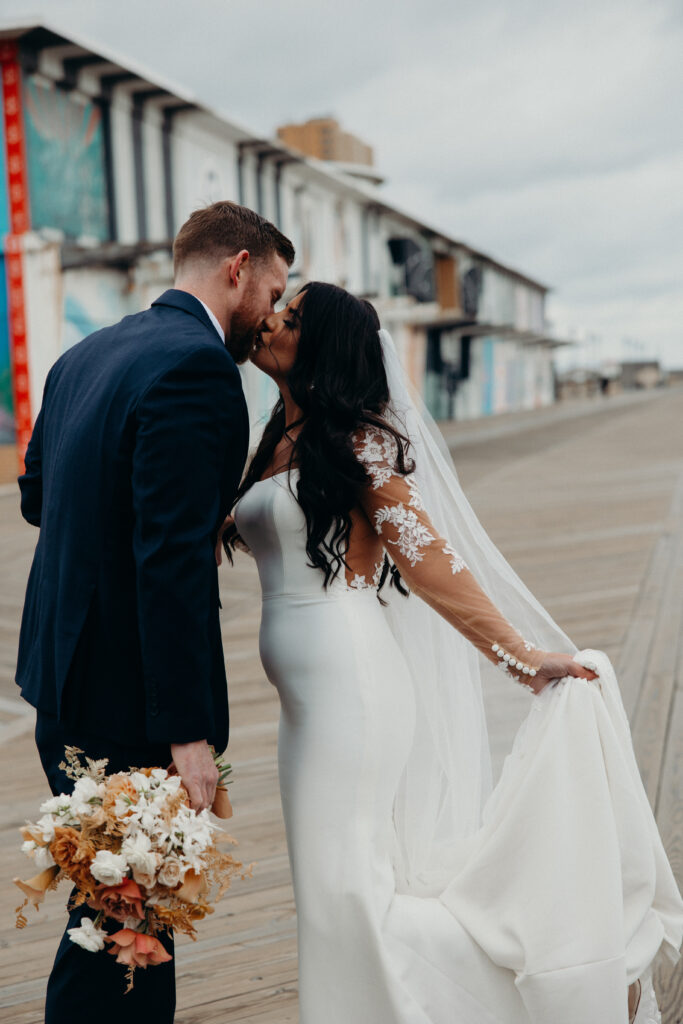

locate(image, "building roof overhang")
[[0, 18, 551, 295]]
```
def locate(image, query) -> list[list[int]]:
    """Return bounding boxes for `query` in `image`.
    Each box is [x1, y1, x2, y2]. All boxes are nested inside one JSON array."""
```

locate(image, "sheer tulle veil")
[[377, 328, 575, 895]]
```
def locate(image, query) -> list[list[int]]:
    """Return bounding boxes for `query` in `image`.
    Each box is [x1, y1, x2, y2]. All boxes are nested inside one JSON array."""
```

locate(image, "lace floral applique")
[[367, 462, 394, 489], [495, 659, 537, 693], [348, 560, 385, 592], [443, 543, 466, 574], [514, 628, 536, 653], [407, 476, 425, 511], [495, 661, 515, 679], [374, 503, 435, 567], [355, 429, 399, 490]]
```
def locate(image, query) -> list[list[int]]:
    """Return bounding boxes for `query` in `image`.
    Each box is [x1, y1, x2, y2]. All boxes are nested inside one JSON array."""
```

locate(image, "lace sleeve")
[[355, 428, 545, 680]]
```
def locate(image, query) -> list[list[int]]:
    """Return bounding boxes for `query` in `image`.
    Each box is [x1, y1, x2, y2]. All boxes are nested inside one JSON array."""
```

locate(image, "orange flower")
[[107, 929, 173, 968], [49, 826, 81, 870], [102, 775, 138, 818], [211, 785, 233, 819], [48, 827, 97, 894], [93, 878, 145, 923], [176, 868, 207, 904], [14, 865, 60, 909]]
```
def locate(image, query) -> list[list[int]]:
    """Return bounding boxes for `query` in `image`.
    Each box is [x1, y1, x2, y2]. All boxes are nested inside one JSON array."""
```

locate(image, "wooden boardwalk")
[[0, 387, 681, 1023]]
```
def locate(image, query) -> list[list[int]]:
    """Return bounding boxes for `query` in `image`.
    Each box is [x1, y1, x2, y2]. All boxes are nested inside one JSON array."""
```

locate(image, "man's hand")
[[525, 652, 598, 696], [215, 515, 234, 566], [170, 739, 219, 811]]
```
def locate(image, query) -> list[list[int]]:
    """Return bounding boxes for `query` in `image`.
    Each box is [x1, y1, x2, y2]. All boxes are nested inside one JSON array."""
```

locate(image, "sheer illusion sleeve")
[[355, 428, 545, 680]]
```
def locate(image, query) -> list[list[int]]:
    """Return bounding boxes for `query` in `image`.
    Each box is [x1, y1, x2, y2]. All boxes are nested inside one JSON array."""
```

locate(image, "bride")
[[221, 281, 683, 1023]]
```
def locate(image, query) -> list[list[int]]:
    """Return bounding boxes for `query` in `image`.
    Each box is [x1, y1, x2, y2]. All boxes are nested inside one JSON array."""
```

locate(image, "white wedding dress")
[[233, 444, 682, 1024]]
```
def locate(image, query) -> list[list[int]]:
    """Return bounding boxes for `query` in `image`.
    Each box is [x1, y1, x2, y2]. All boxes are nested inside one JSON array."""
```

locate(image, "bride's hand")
[[526, 652, 598, 695], [216, 515, 234, 566]]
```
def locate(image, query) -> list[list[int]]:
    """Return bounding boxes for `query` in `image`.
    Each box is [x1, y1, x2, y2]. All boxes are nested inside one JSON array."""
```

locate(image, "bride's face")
[[250, 292, 304, 381]]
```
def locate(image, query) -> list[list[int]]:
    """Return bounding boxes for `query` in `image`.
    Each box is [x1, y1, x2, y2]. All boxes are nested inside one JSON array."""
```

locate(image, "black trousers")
[[35, 711, 176, 1024]]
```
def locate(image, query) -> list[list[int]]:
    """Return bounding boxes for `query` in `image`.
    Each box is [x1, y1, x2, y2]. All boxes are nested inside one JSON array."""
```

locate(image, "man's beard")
[[228, 292, 263, 364]]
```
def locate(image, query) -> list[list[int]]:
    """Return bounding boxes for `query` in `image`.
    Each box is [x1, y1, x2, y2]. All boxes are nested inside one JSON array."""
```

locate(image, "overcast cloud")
[[2, 0, 682, 365]]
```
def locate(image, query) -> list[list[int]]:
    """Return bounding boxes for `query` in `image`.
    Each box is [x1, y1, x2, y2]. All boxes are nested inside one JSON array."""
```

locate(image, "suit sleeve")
[[132, 347, 245, 744], [355, 428, 546, 682]]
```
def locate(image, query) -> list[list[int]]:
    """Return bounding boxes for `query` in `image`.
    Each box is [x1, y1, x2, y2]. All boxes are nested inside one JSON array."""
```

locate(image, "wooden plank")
[[630, 533, 683, 808], [617, 534, 673, 721], [653, 688, 683, 1022]]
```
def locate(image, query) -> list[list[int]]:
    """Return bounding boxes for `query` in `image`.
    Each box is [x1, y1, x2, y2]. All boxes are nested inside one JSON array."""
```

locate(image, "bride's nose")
[[262, 314, 277, 334]]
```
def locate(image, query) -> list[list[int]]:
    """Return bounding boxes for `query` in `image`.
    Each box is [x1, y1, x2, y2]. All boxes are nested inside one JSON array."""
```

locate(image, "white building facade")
[[0, 23, 564, 463]]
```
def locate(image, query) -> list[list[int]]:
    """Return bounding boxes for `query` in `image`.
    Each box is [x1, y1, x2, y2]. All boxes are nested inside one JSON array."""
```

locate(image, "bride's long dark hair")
[[226, 281, 413, 589]]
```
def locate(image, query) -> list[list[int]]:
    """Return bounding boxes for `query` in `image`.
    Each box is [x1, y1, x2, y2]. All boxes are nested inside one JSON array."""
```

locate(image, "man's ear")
[[226, 249, 250, 288]]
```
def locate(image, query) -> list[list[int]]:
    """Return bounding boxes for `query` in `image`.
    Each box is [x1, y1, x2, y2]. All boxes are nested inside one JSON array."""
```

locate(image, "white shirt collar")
[[197, 299, 225, 343]]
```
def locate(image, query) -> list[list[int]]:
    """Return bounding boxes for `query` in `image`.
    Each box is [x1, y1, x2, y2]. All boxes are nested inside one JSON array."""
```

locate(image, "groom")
[[16, 201, 294, 1022]]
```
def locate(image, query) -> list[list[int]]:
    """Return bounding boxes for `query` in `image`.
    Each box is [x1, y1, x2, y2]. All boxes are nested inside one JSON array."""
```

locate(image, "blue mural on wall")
[[63, 293, 101, 351], [23, 75, 109, 242]]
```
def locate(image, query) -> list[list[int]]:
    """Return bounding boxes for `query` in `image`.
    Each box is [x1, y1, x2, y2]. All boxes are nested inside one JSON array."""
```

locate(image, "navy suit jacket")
[[16, 290, 249, 751]]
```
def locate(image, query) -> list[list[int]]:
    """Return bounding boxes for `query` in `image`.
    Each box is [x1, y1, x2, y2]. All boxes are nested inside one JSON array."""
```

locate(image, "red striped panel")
[[1, 42, 32, 467]]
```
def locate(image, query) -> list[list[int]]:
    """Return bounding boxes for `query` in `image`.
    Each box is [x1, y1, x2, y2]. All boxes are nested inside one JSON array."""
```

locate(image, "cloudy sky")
[[3, 0, 682, 366]]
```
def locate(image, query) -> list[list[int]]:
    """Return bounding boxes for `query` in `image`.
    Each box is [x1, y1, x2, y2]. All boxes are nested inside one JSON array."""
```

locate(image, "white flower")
[[129, 771, 151, 792], [67, 917, 107, 953], [121, 832, 158, 878], [90, 850, 128, 886], [22, 839, 55, 870], [113, 795, 138, 818], [35, 845, 56, 869], [35, 813, 57, 843], [39, 795, 73, 816], [157, 856, 188, 888], [131, 867, 158, 890], [148, 822, 173, 853], [166, 807, 214, 867], [131, 803, 165, 833], [71, 777, 104, 817]]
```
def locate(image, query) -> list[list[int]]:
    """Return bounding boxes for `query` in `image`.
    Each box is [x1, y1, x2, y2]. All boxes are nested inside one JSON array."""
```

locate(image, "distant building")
[[277, 117, 374, 168], [0, 21, 569, 476], [619, 361, 664, 390]]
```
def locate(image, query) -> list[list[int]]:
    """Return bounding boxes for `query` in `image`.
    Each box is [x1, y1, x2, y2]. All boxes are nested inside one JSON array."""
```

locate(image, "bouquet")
[[14, 747, 249, 991]]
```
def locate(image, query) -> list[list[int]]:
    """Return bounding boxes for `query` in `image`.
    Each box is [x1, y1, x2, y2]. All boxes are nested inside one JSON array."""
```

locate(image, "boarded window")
[[435, 255, 459, 311]]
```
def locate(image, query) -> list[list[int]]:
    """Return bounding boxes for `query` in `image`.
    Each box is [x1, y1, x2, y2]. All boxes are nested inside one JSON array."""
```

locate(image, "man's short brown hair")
[[173, 201, 295, 275]]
